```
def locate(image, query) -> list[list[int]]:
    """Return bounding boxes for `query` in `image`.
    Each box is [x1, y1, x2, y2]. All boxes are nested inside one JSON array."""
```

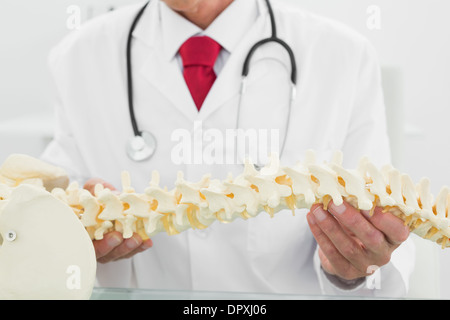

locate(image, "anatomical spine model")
[[1, 151, 449, 250], [2, 151, 450, 299]]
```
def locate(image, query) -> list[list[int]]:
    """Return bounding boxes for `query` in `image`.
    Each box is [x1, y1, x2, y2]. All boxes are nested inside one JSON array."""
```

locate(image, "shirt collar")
[[159, 0, 260, 61]]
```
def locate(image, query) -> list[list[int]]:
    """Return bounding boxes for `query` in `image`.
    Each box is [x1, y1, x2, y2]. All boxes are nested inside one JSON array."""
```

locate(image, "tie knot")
[[179, 36, 221, 68]]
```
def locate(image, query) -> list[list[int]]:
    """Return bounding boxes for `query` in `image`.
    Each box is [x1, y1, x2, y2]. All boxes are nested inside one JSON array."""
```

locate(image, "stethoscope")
[[126, 0, 297, 163]]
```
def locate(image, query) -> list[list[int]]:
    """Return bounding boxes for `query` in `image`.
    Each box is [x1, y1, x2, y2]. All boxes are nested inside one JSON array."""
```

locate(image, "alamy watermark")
[[66, 5, 116, 30], [66, 265, 81, 290], [367, 5, 382, 30], [366, 265, 381, 290], [66, 5, 82, 30], [171, 121, 280, 165]]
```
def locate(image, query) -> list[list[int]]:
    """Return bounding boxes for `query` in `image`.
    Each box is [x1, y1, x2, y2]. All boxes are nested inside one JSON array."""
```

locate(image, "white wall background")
[[0, 0, 449, 298]]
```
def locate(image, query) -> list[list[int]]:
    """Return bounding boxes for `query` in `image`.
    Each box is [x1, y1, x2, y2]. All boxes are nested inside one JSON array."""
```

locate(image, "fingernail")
[[141, 239, 153, 250], [126, 237, 141, 249], [312, 206, 328, 222], [330, 201, 346, 215], [107, 234, 123, 247]]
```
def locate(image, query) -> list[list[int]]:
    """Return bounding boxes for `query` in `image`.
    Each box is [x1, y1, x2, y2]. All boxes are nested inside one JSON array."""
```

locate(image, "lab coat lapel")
[[133, 1, 199, 122], [133, 0, 271, 123], [139, 49, 199, 122], [198, 10, 270, 121]]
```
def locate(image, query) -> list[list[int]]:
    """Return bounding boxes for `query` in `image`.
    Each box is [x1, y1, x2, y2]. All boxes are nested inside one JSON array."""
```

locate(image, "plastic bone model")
[[0, 155, 96, 300], [2, 151, 450, 250], [1, 152, 450, 298]]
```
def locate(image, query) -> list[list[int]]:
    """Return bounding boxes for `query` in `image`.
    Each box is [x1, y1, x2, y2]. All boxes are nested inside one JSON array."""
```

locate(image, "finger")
[[102, 181, 117, 191], [121, 238, 153, 260], [93, 231, 123, 259], [361, 207, 410, 246], [318, 248, 364, 280], [307, 211, 344, 273], [328, 201, 387, 253], [83, 178, 102, 194], [97, 233, 143, 264], [307, 210, 364, 277], [83, 178, 117, 195], [317, 248, 337, 275], [312, 206, 367, 270]]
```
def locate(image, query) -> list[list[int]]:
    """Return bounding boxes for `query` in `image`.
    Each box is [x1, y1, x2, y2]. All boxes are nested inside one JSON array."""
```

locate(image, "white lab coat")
[[42, 0, 415, 297]]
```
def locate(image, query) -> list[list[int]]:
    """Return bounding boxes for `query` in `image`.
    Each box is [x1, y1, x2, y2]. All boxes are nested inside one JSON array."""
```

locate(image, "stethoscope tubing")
[[126, 0, 297, 163], [126, 1, 150, 137]]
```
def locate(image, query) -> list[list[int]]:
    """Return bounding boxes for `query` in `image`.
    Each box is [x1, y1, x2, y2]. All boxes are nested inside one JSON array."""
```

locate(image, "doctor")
[[42, 0, 415, 296]]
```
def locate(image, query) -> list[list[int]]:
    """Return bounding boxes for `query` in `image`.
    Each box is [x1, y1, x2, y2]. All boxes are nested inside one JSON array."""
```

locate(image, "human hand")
[[83, 177, 117, 196], [83, 178, 153, 263], [306, 200, 410, 281], [93, 231, 153, 264]]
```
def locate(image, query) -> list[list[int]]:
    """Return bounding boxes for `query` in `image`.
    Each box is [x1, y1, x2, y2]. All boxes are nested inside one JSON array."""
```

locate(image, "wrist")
[[321, 266, 366, 290]]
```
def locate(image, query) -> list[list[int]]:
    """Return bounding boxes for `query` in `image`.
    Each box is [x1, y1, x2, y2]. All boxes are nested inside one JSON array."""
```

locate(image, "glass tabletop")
[[90, 287, 384, 300]]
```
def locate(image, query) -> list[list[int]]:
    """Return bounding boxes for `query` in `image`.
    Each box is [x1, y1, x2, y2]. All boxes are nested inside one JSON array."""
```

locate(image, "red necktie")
[[179, 36, 221, 111]]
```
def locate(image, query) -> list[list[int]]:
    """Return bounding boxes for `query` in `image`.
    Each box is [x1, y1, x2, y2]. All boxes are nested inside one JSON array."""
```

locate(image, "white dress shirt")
[[159, 0, 258, 75]]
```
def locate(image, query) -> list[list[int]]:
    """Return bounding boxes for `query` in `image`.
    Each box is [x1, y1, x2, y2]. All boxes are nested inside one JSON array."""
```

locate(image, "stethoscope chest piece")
[[126, 131, 157, 162]]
